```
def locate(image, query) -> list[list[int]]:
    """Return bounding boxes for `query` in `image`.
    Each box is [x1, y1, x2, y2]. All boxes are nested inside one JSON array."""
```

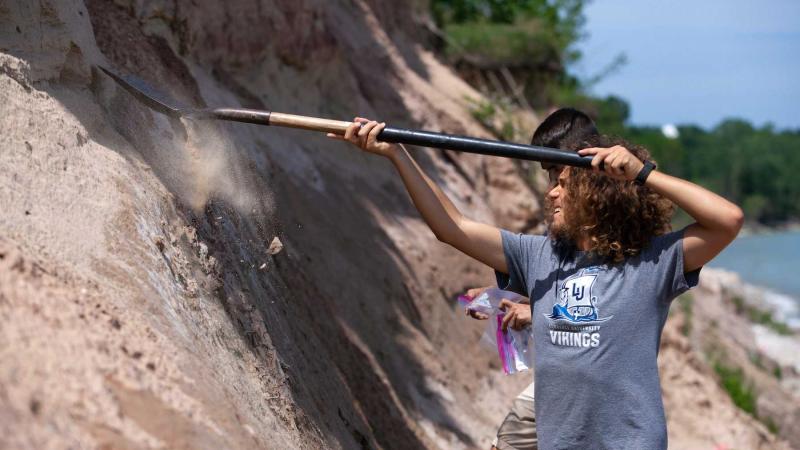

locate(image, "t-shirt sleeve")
[[644, 227, 702, 301], [494, 229, 544, 297]]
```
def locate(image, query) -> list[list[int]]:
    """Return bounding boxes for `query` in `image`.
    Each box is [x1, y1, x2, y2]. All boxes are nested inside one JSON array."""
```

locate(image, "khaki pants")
[[492, 383, 537, 450]]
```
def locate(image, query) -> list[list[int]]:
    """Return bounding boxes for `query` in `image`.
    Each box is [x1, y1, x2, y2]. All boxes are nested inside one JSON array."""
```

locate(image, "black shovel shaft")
[[378, 127, 592, 168], [201, 108, 592, 168]]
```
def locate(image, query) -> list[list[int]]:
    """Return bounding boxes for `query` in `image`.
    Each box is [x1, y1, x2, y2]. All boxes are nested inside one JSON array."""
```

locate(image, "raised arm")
[[641, 171, 743, 272], [328, 118, 507, 272], [578, 146, 744, 273]]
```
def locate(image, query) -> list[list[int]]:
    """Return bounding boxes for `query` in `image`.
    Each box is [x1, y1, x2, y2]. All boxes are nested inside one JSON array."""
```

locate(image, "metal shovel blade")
[[99, 66, 189, 119]]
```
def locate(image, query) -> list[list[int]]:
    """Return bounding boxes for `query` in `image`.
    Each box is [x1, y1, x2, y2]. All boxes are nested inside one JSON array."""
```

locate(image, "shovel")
[[99, 66, 592, 168]]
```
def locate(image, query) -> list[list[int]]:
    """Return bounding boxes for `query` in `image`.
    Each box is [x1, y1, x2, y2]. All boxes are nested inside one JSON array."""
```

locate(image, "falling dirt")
[[180, 118, 263, 214]]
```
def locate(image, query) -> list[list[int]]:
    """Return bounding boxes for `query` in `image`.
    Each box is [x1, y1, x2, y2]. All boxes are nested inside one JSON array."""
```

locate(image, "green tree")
[[431, 0, 590, 109]]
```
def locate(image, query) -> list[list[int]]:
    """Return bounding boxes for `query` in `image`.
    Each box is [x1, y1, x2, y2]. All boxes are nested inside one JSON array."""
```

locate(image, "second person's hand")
[[464, 286, 493, 320], [327, 117, 399, 158], [499, 299, 532, 331]]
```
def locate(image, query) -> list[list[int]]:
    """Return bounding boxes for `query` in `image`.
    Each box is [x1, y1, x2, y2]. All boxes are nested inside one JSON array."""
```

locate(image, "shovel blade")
[[99, 66, 188, 119]]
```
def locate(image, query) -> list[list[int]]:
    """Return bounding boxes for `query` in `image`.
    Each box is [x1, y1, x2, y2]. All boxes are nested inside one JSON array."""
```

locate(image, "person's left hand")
[[578, 146, 644, 181]]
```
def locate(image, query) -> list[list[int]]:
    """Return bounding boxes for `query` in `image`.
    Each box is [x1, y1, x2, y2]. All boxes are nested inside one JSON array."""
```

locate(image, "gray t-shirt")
[[497, 227, 700, 450]]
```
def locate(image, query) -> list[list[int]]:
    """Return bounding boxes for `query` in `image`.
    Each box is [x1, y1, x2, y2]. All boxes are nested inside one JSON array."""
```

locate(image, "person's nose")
[[548, 184, 560, 199]]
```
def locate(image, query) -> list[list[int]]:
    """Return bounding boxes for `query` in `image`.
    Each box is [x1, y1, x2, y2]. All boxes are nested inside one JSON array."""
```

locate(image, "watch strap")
[[635, 160, 657, 185]]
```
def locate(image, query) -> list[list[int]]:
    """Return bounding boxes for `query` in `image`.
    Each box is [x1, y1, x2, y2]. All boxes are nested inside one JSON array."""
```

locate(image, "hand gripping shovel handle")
[[201, 108, 593, 168]]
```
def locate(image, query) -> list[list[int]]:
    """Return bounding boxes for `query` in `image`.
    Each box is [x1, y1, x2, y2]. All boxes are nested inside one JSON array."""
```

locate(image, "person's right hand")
[[464, 286, 492, 320], [327, 116, 399, 158]]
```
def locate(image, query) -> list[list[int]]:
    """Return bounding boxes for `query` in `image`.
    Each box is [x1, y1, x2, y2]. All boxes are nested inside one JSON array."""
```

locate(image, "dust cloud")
[[172, 118, 268, 215]]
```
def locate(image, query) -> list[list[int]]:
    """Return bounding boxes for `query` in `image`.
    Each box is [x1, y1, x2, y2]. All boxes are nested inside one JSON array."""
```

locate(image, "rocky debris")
[[267, 237, 284, 256]]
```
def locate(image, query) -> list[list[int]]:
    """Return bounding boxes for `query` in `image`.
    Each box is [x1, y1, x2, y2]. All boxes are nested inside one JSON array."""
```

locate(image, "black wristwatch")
[[634, 160, 657, 185]]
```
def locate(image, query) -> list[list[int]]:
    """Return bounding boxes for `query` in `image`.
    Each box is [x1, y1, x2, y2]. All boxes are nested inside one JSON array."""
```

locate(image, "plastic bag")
[[458, 288, 533, 374]]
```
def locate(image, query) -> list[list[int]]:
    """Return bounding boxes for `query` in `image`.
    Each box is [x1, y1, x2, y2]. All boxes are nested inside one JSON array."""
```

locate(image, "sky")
[[575, 0, 800, 130]]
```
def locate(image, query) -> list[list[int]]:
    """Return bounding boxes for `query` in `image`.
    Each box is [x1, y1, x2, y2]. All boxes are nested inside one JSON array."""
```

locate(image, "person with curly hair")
[[462, 109, 600, 450], [329, 108, 743, 450]]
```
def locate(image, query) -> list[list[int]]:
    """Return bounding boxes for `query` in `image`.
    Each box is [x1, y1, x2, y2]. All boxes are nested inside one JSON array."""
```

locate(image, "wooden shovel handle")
[[268, 112, 352, 134]]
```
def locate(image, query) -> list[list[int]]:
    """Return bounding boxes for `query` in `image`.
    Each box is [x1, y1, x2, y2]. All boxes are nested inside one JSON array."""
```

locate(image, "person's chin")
[[548, 220, 569, 241]]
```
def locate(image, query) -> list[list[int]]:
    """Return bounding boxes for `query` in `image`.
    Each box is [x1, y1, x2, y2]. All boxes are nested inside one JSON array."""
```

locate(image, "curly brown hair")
[[553, 135, 675, 263]]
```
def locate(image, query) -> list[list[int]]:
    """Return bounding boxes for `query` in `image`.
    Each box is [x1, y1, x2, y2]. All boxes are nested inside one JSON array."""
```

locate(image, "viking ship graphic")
[[547, 269, 612, 323]]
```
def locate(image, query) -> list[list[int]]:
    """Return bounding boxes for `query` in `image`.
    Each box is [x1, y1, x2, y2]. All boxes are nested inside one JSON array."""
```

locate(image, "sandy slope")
[[661, 269, 800, 449], [1, 1, 534, 448]]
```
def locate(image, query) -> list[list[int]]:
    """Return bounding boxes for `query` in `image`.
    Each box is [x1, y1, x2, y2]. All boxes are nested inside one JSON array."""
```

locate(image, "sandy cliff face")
[[1, 1, 536, 448], [1, 1, 795, 450]]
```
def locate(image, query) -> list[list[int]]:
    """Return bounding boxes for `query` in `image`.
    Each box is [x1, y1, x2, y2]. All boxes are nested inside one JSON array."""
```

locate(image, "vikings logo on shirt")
[[547, 267, 613, 324]]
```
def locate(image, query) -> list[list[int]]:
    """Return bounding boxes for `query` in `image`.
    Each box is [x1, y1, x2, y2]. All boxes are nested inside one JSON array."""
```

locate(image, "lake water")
[[708, 230, 800, 299]]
